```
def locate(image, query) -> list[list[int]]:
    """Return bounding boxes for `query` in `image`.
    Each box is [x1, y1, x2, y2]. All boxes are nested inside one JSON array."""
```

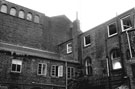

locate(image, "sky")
[[8, 0, 135, 32]]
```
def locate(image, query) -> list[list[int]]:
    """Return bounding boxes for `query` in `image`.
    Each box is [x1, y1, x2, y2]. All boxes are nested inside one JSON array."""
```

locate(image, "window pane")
[[42, 64, 46, 75], [17, 65, 21, 72], [38, 64, 42, 74], [71, 68, 74, 78], [67, 43, 72, 53], [108, 23, 117, 36], [27, 13, 32, 21], [122, 16, 132, 30], [67, 68, 71, 78], [34, 15, 40, 23], [0, 4, 7, 13], [18, 10, 25, 19], [84, 35, 91, 46], [51, 66, 55, 76], [10, 7, 16, 16], [113, 61, 122, 70], [56, 66, 58, 76], [12, 64, 16, 71]]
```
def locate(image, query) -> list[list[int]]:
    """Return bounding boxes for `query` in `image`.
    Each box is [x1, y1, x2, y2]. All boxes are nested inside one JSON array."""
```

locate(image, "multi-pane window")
[[18, 10, 25, 19], [84, 35, 91, 47], [121, 15, 132, 31], [37, 63, 47, 76], [110, 49, 122, 70], [11, 59, 22, 73], [0, 4, 7, 13], [34, 15, 40, 23], [26, 12, 32, 21], [85, 57, 92, 75], [67, 43, 72, 54], [67, 67, 75, 79], [10, 7, 16, 16], [51, 65, 63, 77], [108, 23, 117, 37]]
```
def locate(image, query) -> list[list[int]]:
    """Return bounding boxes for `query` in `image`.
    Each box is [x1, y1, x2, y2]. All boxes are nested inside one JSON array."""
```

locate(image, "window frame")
[[67, 67, 75, 79], [110, 49, 122, 70], [11, 59, 22, 73], [67, 43, 72, 54], [51, 65, 63, 78], [120, 15, 132, 32], [107, 22, 117, 37], [84, 35, 91, 47], [85, 59, 92, 75], [37, 63, 47, 76]]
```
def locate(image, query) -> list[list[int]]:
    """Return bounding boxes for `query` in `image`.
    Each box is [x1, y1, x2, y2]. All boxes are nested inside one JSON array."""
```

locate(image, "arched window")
[[26, 12, 32, 21], [110, 49, 122, 70], [34, 15, 40, 23], [84, 57, 92, 75], [0, 4, 7, 13], [10, 7, 16, 16], [18, 10, 25, 19]]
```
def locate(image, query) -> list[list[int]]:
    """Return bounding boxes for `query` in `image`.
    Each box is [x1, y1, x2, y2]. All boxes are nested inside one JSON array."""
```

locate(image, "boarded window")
[[26, 12, 32, 21], [34, 15, 40, 23], [0, 4, 7, 13], [18, 10, 25, 19], [10, 7, 16, 16]]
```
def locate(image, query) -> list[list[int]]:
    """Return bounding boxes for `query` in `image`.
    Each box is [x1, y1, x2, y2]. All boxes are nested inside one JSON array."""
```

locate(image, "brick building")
[[0, 0, 82, 89], [2, 0, 135, 89], [78, 8, 135, 89]]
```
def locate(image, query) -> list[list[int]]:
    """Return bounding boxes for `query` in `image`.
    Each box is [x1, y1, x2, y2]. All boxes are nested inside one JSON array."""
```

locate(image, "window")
[[34, 15, 40, 23], [26, 12, 32, 21], [110, 49, 122, 70], [11, 59, 22, 73], [121, 16, 132, 31], [18, 10, 25, 19], [10, 7, 16, 16], [85, 57, 92, 75], [67, 43, 72, 54], [108, 23, 117, 37], [37, 63, 47, 76], [131, 64, 135, 78], [0, 4, 7, 13], [51, 65, 63, 77], [84, 35, 91, 47], [67, 67, 75, 79]]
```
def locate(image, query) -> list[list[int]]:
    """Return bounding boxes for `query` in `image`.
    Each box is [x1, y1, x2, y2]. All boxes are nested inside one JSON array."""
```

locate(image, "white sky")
[[8, 0, 135, 32]]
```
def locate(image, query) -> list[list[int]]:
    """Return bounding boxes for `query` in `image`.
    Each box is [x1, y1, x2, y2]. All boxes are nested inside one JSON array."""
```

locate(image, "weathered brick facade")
[[0, 0, 82, 89]]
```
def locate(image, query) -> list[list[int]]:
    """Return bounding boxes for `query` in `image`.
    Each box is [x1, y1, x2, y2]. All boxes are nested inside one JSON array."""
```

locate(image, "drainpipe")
[[125, 29, 133, 58], [65, 61, 67, 89]]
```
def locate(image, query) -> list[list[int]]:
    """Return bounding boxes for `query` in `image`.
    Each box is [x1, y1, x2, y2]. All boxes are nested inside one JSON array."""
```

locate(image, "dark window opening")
[[108, 23, 117, 36], [84, 35, 91, 46]]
